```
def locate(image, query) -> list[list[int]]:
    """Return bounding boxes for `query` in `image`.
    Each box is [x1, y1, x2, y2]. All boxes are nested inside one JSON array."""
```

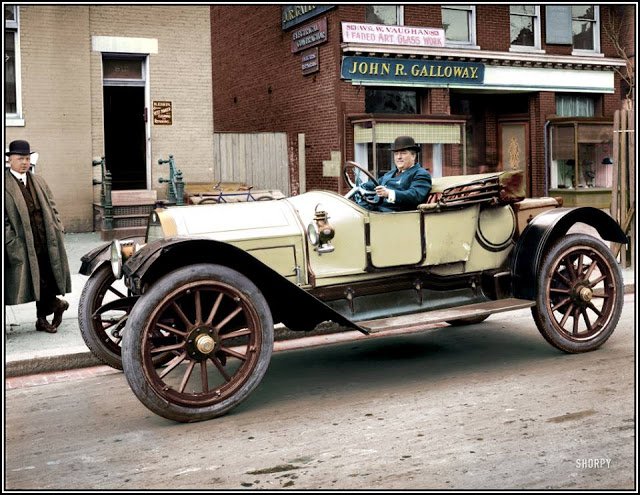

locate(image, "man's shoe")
[[51, 298, 69, 328], [36, 317, 57, 334]]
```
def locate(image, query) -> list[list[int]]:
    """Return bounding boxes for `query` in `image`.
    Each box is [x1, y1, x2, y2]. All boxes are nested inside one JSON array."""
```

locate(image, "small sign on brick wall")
[[153, 101, 172, 125], [301, 47, 319, 75], [291, 17, 328, 53]]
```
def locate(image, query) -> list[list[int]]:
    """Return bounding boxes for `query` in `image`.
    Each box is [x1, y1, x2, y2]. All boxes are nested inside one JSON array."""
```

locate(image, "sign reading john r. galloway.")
[[341, 56, 485, 85]]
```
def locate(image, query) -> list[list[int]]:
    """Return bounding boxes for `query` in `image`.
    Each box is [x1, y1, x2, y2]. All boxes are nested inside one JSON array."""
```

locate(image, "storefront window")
[[556, 94, 596, 117], [365, 6, 403, 25], [365, 89, 418, 114], [550, 122, 613, 190], [353, 120, 465, 178], [441, 5, 476, 46]]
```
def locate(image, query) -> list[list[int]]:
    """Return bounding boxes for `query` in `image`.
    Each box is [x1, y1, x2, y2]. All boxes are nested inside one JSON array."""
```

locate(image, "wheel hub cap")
[[579, 286, 593, 303], [195, 334, 215, 354]]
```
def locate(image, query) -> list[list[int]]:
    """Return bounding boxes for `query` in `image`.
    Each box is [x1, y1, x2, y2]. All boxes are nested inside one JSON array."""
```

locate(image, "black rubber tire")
[[122, 264, 274, 422], [256, 195, 274, 201], [531, 234, 624, 353], [78, 263, 130, 370], [446, 315, 490, 326]]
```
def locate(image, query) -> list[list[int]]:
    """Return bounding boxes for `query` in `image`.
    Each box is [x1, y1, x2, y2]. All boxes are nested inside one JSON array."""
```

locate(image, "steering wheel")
[[343, 161, 381, 205]]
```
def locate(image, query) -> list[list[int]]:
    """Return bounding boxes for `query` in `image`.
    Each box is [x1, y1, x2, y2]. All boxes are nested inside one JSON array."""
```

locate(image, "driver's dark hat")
[[391, 136, 420, 152], [5, 140, 34, 156]]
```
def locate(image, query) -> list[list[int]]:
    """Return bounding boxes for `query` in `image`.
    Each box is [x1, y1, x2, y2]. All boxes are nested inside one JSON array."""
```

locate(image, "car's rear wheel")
[[122, 264, 274, 422], [532, 234, 623, 353]]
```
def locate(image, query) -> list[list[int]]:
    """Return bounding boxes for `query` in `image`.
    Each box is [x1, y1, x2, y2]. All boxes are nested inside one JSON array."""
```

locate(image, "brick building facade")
[[5, 5, 214, 232], [211, 5, 633, 207]]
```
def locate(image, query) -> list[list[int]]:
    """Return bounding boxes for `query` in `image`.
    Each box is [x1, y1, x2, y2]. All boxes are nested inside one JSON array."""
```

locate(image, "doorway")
[[103, 86, 146, 190], [102, 56, 148, 190], [499, 121, 529, 194]]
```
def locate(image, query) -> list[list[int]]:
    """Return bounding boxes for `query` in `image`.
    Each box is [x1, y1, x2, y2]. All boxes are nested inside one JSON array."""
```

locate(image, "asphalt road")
[[5, 294, 636, 490]]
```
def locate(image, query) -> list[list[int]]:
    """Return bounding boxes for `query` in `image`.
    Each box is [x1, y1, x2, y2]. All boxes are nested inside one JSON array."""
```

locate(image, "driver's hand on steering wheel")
[[375, 186, 390, 198]]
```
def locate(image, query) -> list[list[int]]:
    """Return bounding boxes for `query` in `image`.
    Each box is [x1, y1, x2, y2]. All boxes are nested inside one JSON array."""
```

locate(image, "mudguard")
[[79, 242, 111, 276], [122, 236, 369, 335], [511, 207, 627, 300]]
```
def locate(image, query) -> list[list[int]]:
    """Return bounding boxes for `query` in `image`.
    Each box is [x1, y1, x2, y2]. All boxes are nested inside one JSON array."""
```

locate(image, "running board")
[[359, 298, 536, 334]]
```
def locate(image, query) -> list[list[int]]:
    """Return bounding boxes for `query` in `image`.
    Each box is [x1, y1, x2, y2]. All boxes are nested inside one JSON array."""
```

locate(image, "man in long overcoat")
[[5, 140, 71, 333]]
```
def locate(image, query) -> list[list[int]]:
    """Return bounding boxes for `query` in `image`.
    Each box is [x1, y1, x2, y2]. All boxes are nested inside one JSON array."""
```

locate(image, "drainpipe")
[[543, 120, 551, 196]]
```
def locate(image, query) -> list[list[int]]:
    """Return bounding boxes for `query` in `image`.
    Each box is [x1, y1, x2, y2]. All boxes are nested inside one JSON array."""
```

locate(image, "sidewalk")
[[4, 231, 636, 378]]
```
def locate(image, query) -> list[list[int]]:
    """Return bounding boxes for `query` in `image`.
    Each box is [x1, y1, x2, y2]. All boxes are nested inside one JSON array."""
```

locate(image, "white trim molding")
[[92, 36, 158, 54]]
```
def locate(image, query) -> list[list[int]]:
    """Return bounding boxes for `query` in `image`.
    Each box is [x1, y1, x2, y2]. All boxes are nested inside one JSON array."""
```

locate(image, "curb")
[[5, 281, 635, 379]]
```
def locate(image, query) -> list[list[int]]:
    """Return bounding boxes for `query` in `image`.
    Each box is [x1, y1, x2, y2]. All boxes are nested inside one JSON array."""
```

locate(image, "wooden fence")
[[611, 107, 635, 268], [213, 132, 290, 196]]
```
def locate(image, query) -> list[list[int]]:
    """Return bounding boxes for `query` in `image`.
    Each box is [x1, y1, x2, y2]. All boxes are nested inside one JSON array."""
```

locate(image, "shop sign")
[[291, 17, 327, 53], [153, 101, 172, 125], [282, 5, 334, 30], [342, 22, 445, 48], [341, 56, 485, 85], [301, 47, 319, 75]]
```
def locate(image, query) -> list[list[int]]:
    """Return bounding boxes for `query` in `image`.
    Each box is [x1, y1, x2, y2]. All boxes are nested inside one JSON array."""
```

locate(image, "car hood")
[[157, 198, 303, 242]]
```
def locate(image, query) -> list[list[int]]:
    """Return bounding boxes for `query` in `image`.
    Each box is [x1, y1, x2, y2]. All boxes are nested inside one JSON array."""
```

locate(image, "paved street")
[[5, 294, 636, 490]]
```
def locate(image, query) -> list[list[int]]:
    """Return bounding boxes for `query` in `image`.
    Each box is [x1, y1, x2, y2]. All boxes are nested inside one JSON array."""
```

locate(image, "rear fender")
[[123, 237, 368, 334], [511, 207, 627, 299]]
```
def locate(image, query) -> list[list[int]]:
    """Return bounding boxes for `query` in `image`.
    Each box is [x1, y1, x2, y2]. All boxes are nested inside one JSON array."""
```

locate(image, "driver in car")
[[358, 136, 432, 212]]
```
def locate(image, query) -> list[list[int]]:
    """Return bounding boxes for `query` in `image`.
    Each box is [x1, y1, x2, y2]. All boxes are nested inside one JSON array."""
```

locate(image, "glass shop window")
[[365, 89, 418, 114], [365, 5, 403, 25], [353, 121, 465, 178], [550, 123, 613, 190], [556, 94, 596, 117]]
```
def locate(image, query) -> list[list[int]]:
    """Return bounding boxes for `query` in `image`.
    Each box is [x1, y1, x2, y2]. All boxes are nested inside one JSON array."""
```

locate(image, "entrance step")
[[94, 189, 158, 241], [359, 298, 536, 333]]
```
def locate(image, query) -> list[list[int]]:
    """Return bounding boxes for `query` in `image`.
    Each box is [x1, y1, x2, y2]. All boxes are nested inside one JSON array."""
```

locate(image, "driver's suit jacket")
[[360, 163, 432, 212]]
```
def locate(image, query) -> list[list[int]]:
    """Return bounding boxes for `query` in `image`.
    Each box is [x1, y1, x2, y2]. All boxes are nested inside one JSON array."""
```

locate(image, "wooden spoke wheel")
[[532, 234, 624, 353], [122, 264, 274, 422]]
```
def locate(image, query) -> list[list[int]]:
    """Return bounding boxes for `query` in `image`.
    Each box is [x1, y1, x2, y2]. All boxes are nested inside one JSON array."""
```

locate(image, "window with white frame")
[[365, 5, 404, 25], [572, 5, 600, 53], [441, 5, 477, 47], [510, 5, 542, 51], [5, 4, 23, 124]]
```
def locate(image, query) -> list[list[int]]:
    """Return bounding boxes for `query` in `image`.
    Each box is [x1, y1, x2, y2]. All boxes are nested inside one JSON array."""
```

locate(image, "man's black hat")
[[391, 136, 420, 152], [6, 140, 34, 156]]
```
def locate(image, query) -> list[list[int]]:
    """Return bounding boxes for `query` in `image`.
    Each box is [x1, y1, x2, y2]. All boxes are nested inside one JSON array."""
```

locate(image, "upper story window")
[[510, 5, 543, 52], [365, 5, 404, 25], [572, 5, 600, 53], [5, 4, 23, 125], [441, 5, 477, 48]]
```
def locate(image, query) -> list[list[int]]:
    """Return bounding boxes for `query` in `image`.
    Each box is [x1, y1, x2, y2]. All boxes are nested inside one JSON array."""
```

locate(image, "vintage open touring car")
[[79, 163, 626, 422]]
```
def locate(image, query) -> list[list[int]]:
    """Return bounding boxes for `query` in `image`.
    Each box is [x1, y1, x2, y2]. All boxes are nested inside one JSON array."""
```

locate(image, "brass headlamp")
[[307, 204, 335, 254]]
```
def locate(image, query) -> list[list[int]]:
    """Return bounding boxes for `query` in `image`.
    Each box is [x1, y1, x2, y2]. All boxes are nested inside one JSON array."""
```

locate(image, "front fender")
[[79, 243, 111, 276], [511, 207, 627, 299], [123, 236, 368, 335]]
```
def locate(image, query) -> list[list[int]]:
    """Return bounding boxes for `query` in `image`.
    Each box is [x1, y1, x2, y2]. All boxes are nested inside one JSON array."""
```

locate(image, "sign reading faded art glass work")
[[342, 22, 445, 48], [341, 56, 484, 86], [282, 5, 335, 30]]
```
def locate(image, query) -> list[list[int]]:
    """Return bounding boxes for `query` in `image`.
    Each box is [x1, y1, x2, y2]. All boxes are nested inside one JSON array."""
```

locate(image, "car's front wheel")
[[532, 234, 624, 353], [122, 264, 274, 422]]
